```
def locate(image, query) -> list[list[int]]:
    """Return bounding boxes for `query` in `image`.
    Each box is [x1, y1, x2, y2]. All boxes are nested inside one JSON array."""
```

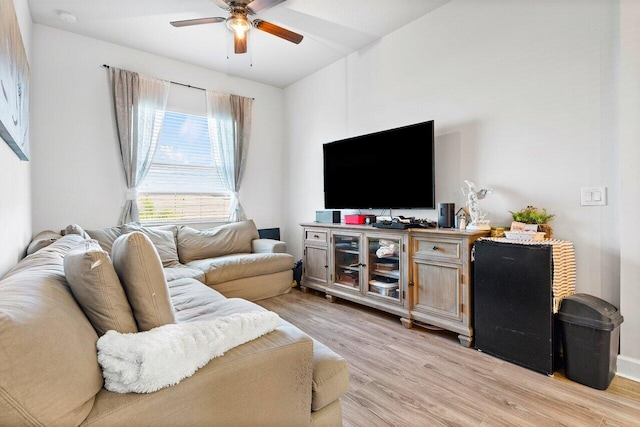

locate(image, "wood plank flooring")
[[258, 288, 640, 427]]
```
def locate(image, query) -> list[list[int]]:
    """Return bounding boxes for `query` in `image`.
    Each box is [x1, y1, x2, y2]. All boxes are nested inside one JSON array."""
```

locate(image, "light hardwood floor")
[[258, 288, 640, 427]]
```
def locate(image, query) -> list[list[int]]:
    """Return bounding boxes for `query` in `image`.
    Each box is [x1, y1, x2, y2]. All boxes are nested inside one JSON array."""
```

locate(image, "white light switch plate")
[[581, 187, 607, 206]]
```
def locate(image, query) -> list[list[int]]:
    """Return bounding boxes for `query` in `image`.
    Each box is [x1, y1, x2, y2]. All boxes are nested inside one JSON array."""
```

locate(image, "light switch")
[[581, 187, 607, 206]]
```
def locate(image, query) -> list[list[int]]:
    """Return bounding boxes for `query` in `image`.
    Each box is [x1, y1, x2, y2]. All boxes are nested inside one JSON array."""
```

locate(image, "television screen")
[[323, 120, 435, 209]]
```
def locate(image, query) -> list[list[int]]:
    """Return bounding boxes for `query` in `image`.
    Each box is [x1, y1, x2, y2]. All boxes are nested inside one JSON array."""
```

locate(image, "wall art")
[[0, 0, 30, 161]]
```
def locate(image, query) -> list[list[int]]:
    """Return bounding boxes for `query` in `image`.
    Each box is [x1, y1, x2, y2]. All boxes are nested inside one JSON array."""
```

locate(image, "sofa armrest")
[[252, 238, 287, 254]]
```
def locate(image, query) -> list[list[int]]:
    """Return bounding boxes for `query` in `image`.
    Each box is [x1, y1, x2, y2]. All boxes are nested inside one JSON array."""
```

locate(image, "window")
[[137, 110, 230, 223]]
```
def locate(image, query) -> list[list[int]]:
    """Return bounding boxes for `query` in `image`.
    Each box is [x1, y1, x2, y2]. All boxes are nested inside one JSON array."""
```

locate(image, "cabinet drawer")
[[413, 238, 461, 261], [305, 229, 328, 244]]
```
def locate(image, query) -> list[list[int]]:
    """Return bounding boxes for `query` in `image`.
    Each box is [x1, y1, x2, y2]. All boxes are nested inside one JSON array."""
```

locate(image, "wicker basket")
[[538, 224, 553, 239]]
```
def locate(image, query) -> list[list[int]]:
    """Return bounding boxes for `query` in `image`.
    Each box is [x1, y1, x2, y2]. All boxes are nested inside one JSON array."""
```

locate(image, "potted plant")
[[509, 206, 555, 239]]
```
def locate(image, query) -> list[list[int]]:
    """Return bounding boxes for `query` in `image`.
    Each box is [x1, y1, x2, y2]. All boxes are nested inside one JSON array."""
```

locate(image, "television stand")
[[300, 222, 488, 346]]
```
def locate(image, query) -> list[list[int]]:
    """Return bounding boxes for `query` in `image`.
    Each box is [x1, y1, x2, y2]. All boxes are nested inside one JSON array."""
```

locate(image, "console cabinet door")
[[331, 232, 363, 295], [302, 227, 330, 292], [411, 259, 462, 321], [304, 246, 329, 286], [365, 234, 403, 305]]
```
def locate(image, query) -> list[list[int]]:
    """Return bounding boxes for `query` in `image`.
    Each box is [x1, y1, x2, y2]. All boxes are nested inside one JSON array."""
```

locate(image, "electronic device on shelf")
[[372, 217, 436, 229]]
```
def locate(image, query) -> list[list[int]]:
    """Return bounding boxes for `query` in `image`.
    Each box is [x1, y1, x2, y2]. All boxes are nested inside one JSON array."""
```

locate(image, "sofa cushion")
[[164, 264, 206, 283], [82, 320, 313, 427], [169, 276, 274, 321], [310, 339, 349, 412], [186, 252, 294, 285], [26, 230, 61, 255], [203, 270, 293, 302], [177, 220, 260, 263], [64, 239, 138, 336], [121, 223, 180, 267], [0, 235, 104, 427], [62, 223, 91, 239], [87, 226, 122, 255], [111, 231, 176, 331], [168, 278, 346, 415]]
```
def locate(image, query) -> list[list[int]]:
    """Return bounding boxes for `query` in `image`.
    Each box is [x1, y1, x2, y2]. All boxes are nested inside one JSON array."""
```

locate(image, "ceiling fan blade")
[[234, 32, 248, 54], [210, 0, 231, 11], [170, 17, 226, 27], [247, 0, 286, 14], [253, 19, 303, 44]]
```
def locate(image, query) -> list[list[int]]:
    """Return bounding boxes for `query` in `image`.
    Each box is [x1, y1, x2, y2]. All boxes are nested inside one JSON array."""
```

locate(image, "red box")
[[344, 214, 375, 225]]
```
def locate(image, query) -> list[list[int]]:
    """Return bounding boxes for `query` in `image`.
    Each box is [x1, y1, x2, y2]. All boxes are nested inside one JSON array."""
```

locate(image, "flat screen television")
[[323, 120, 435, 209]]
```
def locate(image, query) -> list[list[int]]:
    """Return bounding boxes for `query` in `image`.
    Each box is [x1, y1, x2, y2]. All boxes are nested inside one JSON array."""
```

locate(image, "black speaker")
[[438, 203, 455, 228]]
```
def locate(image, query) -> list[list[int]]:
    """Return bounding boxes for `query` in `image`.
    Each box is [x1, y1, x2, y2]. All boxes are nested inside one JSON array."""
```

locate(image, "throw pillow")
[[177, 220, 260, 263], [111, 231, 176, 331], [64, 239, 138, 336], [121, 223, 180, 267], [86, 226, 122, 255]]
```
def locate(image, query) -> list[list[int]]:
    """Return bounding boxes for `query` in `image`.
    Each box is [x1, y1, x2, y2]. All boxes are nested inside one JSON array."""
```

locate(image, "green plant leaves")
[[509, 206, 555, 224]]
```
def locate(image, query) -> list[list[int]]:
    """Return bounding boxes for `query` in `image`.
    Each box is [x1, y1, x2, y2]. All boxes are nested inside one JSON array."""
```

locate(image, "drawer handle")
[[432, 246, 439, 251], [313, 234, 319, 238]]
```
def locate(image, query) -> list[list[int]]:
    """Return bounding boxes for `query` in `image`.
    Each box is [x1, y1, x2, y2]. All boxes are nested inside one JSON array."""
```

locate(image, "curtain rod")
[[102, 64, 255, 99]]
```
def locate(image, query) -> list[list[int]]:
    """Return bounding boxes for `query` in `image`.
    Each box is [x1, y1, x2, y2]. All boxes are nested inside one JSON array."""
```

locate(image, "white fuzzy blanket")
[[97, 311, 280, 393]]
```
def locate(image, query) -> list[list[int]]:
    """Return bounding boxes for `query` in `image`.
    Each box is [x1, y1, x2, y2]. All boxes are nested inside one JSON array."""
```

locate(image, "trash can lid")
[[558, 293, 624, 331]]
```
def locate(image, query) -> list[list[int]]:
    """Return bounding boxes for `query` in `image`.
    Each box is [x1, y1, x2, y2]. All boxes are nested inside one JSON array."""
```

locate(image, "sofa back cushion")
[[64, 240, 139, 336], [177, 220, 260, 263], [0, 235, 104, 426], [61, 223, 91, 239], [26, 229, 62, 255], [111, 231, 176, 331], [86, 226, 122, 255], [121, 223, 180, 267]]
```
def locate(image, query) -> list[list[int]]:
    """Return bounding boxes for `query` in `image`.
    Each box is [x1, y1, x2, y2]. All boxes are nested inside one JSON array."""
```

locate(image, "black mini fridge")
[[474, 240, 560, 375]]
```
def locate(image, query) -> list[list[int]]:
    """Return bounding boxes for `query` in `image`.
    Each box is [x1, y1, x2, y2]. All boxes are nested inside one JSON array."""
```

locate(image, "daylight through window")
[[137, 111, 230, 223]]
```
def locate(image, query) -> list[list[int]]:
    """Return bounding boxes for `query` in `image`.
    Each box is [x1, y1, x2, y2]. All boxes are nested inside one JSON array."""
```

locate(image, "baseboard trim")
[[617, 355, 640, 382]]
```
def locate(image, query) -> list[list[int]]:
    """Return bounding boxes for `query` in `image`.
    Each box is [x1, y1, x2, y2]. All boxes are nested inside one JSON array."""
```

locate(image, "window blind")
[[137, 110, 230, 223]]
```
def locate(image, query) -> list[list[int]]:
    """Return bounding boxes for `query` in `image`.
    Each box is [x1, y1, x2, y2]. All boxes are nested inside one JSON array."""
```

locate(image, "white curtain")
[[205, 91, 253, 222], [110, 68, 170, 224]]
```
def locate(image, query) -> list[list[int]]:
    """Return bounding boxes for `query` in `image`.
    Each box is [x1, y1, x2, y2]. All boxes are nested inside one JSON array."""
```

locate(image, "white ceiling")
[[28, 0, 450, 88]]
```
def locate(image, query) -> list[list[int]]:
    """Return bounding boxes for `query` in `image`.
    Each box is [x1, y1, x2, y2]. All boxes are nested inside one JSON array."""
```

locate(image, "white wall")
[[0, 0, 32, 277], [284, 0, 638, 378], [618, 0, 640, 381], [30, 25, 285, 234]]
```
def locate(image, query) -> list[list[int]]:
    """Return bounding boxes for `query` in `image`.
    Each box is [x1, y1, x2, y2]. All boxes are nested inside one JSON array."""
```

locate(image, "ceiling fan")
[[170, 0, 303, 54]]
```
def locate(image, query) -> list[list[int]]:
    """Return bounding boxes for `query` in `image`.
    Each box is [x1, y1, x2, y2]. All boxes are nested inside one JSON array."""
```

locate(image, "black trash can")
[[558, 294, 624, 390]]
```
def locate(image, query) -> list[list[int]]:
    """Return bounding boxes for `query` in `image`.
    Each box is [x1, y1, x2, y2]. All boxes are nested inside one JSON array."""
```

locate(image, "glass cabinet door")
[[332, 233, 361, 291], [366, 236, 401, 302]]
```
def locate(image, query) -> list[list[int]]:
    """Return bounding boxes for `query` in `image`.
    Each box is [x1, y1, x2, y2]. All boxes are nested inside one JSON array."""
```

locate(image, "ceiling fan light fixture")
[[226, 15, 251, 37]]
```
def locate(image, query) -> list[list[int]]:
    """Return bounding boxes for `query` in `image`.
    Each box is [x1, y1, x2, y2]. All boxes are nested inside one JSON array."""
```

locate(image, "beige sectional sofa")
[[1, 233, 349, 426], [54, 219, 295, 301]]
